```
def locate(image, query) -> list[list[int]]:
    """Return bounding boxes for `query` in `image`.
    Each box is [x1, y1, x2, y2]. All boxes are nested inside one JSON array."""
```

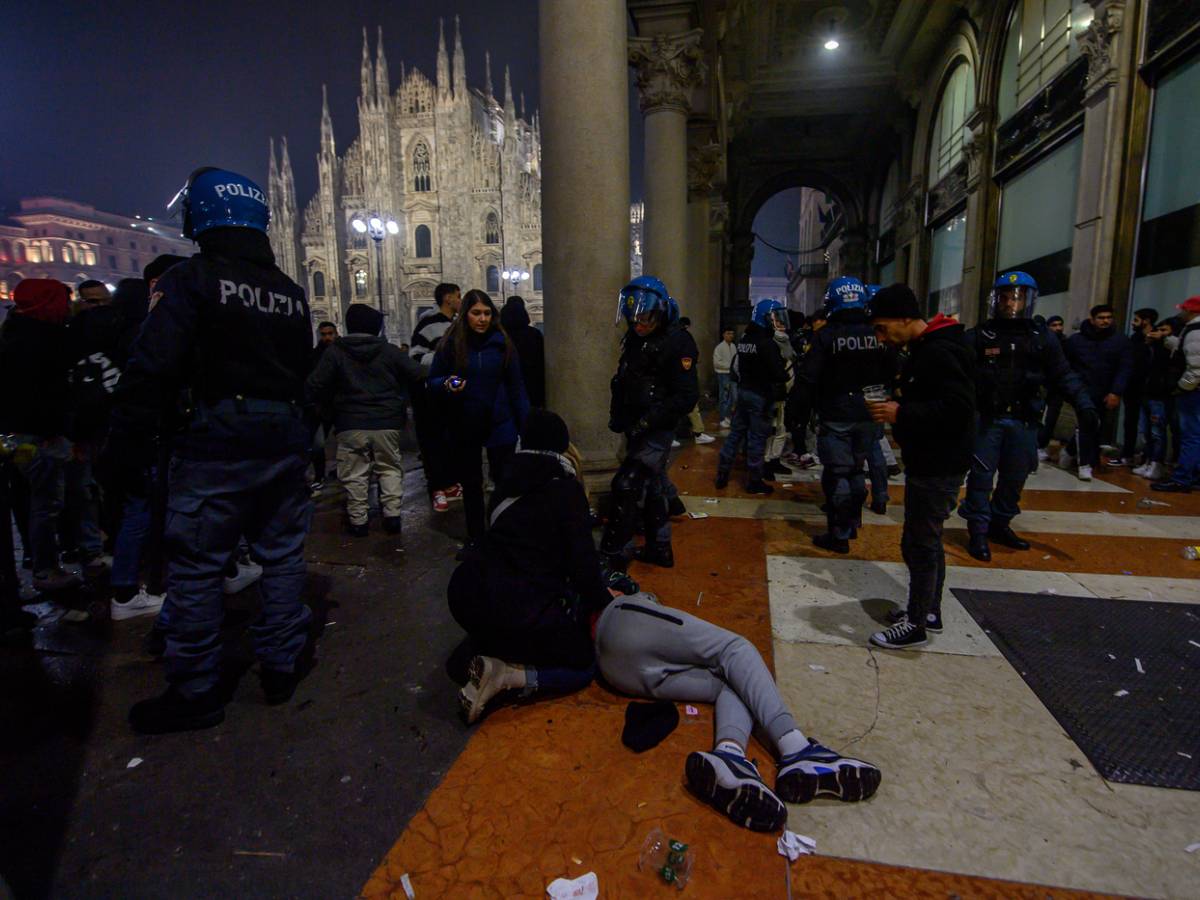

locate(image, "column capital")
[[629, 29, 706, 115], [1078, 1, 1126, 100]]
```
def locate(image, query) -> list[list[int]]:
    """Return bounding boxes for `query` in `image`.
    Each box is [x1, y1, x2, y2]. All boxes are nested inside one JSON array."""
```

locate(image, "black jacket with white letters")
[[801, 309, 896, 422], [731, 321, 789, 401]]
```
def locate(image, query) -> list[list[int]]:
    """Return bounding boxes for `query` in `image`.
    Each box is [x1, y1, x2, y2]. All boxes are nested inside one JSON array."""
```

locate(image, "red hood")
[[12, 278, 70, 325], [923, 313, 960, 335]]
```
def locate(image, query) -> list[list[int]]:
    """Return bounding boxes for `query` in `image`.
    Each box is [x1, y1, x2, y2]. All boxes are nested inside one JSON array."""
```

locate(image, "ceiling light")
[[824, 39, 839, 50]]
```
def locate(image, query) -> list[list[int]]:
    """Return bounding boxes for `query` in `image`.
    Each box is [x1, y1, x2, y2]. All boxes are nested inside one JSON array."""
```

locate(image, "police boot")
[[812, 533, 850, 554], [261, 633, 317, 706], [129, 685, 226, 735], [746, 469, 774, 495], [633, 542, 675, 568], [668, 496, 687, 517], [715, 469, 730, 489], [968, 533, 992, 562], [988, 523, 1030, 551]]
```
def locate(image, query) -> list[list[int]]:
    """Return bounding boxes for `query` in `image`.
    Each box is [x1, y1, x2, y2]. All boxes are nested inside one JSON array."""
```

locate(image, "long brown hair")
[[436, 289, 514, 371]]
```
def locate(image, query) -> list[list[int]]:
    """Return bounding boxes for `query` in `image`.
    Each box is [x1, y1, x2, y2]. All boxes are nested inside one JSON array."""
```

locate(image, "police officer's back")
[[109, 168, 315, 734]]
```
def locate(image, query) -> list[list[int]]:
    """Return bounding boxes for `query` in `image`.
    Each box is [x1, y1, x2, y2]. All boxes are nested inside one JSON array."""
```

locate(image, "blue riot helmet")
[[823, 276, 868, 314], [990, 271, 1038, 320], [865, 284, 881, 300], [617, 275, 677, 329], [752, 298, 789, 331], [167, 167, 271, 240]]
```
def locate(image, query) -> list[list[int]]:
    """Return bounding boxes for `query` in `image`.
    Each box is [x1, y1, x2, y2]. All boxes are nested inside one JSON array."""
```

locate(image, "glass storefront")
[[995, 134, 1082, 323], [927, 212, 967, 316], [1132, 53, 1200, 311]]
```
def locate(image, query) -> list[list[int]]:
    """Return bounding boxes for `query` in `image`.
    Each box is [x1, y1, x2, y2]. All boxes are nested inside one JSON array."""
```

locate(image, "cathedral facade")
[[267, 20, 543, 342]]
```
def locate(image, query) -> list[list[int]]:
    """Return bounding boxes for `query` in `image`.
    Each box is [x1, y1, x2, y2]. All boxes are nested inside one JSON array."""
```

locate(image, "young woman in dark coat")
[[429, 290, 530, 544], [450, 409, 613, 723]]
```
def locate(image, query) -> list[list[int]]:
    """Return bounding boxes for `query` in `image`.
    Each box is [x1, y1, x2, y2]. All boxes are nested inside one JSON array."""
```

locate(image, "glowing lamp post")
[[351, 215, 400, 310]]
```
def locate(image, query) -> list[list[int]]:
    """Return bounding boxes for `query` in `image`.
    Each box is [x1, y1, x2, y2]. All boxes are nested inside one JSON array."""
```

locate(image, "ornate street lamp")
[[351, 214, 400, 311], [501, 267, 530, 301]]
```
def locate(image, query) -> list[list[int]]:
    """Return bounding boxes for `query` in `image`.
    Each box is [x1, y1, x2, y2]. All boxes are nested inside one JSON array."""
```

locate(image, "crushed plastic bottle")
[[638, 827, 694, 889], [1182, 546, 1200, 561]]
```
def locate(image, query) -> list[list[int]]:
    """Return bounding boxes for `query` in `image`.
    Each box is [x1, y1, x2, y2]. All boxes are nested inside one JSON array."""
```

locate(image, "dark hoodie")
[[1066, 319, 1134, 399], [306, 333, 423, 432], [500, 297, 545, 406], [893, 314, 977, 476], [0, 280, 72, 437], [483, 449, 611, 624]]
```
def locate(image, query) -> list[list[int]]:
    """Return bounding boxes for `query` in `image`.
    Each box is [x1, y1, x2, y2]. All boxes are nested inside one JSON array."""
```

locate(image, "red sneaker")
[[432, 491, 450, 513]]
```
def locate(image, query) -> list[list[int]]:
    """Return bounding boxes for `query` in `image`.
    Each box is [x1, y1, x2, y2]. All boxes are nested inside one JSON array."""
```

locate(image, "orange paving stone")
[[361, 513, 1126, 898]]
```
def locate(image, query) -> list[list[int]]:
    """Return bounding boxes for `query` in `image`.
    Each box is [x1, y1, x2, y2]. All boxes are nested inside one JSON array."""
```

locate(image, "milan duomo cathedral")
[[265, 20, 544, 341]]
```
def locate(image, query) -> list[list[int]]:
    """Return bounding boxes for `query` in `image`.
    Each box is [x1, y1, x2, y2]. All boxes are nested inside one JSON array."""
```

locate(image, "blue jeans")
[[959, 417, 1038, 534], [1138, 399, 1168, 465], [716, 373, 737, 421], [13, 436, 101, 571], [163, 453, 313, 697], [717, 388, 773, 480], [1173, 391, 1200, 486], [817, 421, 879, 539], [111, 490, 151, 589]]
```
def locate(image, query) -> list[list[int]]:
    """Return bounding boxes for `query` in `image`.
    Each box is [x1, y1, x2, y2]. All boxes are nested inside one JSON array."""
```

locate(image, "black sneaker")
[[129, 686, 226, 734], [685, 749, 787, 832], [745, 480, 774, 495], [812, 532, 849, 554], [886, 464, 902, 476], [668, 496, 687, 517], [632, 542, 674, 569], [346, 522, 369, 537], [869, 618, 927, 649], [988, 524, 1030, 550], [1151, 480, 1192, 493], [869, 500, 888, 515], [383, 515, 403, 535], [885, 608, 942, 632], [968, 533, 992, 562], [714, 470, 730, 489], [260, 635, 316, 705]]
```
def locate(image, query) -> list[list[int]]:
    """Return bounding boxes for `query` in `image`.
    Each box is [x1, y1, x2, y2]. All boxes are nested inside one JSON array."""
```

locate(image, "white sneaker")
[[1132, 463, 1150, 477], [671, 439, 681, 448], [1059, 452, 1075, 471], [223, 561, 263, 595], [1077, 465, 1093, 482], [1143, 462, 1166, 481], [719, 418, 732, 429], [1037, 448, 1050, 463], [111, 587, 165, 621], [694, 432, 716, 445]]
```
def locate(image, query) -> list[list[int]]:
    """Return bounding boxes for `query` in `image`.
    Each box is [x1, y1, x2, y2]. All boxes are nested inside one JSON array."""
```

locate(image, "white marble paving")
[[767, 459, 1130, 493]]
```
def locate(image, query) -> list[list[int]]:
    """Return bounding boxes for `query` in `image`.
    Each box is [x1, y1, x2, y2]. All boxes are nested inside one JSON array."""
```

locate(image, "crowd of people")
[[2, 164, 1198, 837]]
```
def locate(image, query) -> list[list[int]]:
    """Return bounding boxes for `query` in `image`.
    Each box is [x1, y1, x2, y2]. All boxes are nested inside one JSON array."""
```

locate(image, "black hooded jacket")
[[483, 450, 611, 622], [500, 297, 545, 407], [65, 303, 123, 441], [306, 334, 423, 432]]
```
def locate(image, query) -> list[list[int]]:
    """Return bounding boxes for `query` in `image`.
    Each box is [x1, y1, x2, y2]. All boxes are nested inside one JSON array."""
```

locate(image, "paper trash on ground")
[[126, 757, 143, 769], [688, 511, 709, 519], [546, 872, 599, 900], [1135, 658, 1145, 674], [400, 872, 416, 899], [1185, 843, 1200, 853], [1114, 689, 1130, 697], [685, 705, 699, 716], [777, 830, 816, 861]]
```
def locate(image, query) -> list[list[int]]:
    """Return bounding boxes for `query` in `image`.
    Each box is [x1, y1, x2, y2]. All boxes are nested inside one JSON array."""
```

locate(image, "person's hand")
[[446, 376, 467, 394], [867, 400, 899, 424], [1104, 393, 1120, 410]]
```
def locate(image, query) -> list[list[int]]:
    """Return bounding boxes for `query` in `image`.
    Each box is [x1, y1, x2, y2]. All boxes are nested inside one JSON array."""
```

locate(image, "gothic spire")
[[280, 136, 296, 208], [360, 26, 375, 104], [452, 15, 467, 100], [484, 50, 494, 101], [436, 16, 451, 100], [320, 83, 336, 155], [503, 64, 515, 120], [520, 91, 526, 119], [375, 25, 389, 105], [280, 135, 293, 181], [268, 136, 278, 189]]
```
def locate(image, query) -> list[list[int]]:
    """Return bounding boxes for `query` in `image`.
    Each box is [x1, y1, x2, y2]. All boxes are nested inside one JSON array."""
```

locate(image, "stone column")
[[960, 105, 996, 327], [729, 230, 754, 308], [539, 0, 629, 475], [1069, 0, 1133, 325], [686, 142, 721, 390], [629, 30, 706, 298]]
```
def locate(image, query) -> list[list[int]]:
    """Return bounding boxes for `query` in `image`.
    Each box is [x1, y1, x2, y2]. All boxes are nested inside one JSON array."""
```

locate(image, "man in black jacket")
[[307, 303, 423, 538], [866, 285, 976, 650], [1113, 308, 1158, 467], [801, 277, 896, 553], [715, 299, 790, 494], [1063, 304, 1134, 479], [410, 282, 461, 511], [602, 276, 699, 570], [1036, 315, 1068, 456], [500, 295, 545, 407], [109, 167, 315, 734]]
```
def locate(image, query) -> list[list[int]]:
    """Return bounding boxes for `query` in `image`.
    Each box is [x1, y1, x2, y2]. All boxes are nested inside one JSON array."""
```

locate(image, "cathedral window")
[[533, 263, 543, 292], [486, 265, 500, 294], [354, 269, 368, 297], [62, 244, 73, 264], [1, 240, 12, 263], [313, 271, 326, 297], [415, 225, 432, 258], [485, 212, 500, 245], [27, 243, 41, 264], [83, 248, 96, 266], [413, 141, 432, 192]]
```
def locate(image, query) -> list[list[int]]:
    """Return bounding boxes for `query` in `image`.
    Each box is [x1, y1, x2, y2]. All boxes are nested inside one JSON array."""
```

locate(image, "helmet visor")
[[989, 285, 1038, 320], [617, 286, 667, 326]]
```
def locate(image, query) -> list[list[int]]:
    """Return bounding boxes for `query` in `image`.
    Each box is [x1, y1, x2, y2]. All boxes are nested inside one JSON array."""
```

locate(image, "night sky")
[[1, 1, 648, 222]]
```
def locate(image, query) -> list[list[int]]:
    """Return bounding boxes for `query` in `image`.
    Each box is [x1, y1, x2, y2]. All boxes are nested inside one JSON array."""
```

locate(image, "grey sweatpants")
[[594, 593, 797, 751]]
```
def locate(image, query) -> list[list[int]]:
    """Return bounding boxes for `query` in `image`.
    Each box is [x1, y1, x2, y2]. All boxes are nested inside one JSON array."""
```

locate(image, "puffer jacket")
[[306, 334, 423, 432], [1066, 320, 1134, 399], [429, 328, 530, 446]]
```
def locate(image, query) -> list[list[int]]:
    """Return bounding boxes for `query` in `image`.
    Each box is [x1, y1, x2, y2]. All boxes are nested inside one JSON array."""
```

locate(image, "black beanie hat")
[[520, 408, 570, 453], [345, 303, 383, 336], [869, 283, 921, 320]]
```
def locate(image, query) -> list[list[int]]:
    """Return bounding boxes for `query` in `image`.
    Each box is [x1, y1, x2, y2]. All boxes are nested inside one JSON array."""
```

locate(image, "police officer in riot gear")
[[715, 299, 790, 494], [801, 277, 896, 553], [602, 276, 699, 570], [107, 168, 315, 733], [959, 271, 1097, 561]]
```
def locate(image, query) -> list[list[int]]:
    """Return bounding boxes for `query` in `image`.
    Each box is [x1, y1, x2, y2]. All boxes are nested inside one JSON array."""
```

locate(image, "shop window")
[[927, 212, 967, 317], [999, 0, 1092, 122], [928, 61, 976, 184]]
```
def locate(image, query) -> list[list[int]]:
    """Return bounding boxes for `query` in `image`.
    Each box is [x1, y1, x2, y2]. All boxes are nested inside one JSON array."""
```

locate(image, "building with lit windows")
[[267, 22, 543, 340], [0, 197, 192, 301]]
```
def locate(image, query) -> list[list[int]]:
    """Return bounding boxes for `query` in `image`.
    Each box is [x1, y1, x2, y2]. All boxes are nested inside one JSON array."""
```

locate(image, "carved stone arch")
[[734, 167, 863, 239]]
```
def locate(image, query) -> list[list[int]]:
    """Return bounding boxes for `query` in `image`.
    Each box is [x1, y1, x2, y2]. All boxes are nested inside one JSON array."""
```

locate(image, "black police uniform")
[[801, 308, 896, 541], [602, 319, 699, 566], [716, 321, 788, 486], [110, 227, 313, 708], [959, 317, 1094, 548]]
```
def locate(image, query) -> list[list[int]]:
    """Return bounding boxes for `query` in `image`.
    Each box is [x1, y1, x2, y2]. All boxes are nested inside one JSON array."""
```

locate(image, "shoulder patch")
[[681, 357, 694, 371]]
